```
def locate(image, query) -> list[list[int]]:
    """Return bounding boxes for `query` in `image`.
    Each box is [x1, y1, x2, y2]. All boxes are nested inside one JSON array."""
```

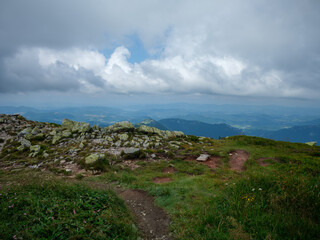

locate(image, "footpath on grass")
[[80, 181, 172, 240], [115, 188, 172, 240]]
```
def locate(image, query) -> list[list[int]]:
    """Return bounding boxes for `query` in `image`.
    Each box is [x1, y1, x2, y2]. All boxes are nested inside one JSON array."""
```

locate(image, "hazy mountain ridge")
[[1, 105, 320, 143], [159, 118, 243, 139]]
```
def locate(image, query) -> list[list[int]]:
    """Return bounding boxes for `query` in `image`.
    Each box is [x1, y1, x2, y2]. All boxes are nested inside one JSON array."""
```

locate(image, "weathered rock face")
[[105, 121, 134, 133], [119, 133, 129, 141], [29, 145, 41, 157], [172, 131, 185, 137], [85, 153, 105, 165], [18, 128, 32, 137], [137, 125, 161, 135], [122, 147, 143, 159], [20, 138, 31, 148], [31, 127, 40, 135], [62, 130, 72, 138], [52, 135, 61, 144], [0, 113, 190, 175], [30, 145, 40, 153], [62, 119, 91, 133]]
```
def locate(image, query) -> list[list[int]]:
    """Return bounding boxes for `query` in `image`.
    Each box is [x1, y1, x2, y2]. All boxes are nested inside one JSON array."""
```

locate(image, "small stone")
[[122, 148, 142, 159], [31, 127, 40, 135], [119, 133, 129, 141], [79, 142, 85, 149], [20, 138, 31, 148], [62, 130, 72, 138], [52, 135, 61, 144], [30, 145, 41, 153], [197, 154, 210, 162], [17, 145, 25, 151]]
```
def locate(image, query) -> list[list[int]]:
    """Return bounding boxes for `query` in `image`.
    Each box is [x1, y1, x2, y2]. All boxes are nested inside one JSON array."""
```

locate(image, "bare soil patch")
[[116, 188, 172, 240], [162, 166, 176, 174], [201, 157, 222, 170], [185, 156, 222, 170], [152, 177, 172, 184], [229, 150, 250, 172], [258, 157, 278, 167]]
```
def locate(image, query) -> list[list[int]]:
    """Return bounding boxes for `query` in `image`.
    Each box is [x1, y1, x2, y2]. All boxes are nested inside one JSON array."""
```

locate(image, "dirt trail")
[[80, 181, 172, 240], [115, 188, 172, 240], [229, 150, 250, 172]]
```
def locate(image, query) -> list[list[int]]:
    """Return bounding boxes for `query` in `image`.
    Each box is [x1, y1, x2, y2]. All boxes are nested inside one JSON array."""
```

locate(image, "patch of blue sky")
[[99, 34, 151, 64]]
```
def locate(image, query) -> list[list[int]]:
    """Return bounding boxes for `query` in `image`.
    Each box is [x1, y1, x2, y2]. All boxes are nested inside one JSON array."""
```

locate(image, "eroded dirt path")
[[81, 180, 172, 240], [115, 188, 172, 240], [229, 150, 250, 172]]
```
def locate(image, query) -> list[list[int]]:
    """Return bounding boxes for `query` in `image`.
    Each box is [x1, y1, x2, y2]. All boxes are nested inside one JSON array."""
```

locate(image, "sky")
[[0, 0, 320, 108]]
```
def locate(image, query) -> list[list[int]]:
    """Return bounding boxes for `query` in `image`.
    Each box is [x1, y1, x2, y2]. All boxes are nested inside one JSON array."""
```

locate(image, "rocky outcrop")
[[0, 114, 188, 175], [122, 148, 144, 159], [105, 121, 134, 133], [85, 153, 105, 165], [137, 125, 162, 135], [62, 119, 91, 133]]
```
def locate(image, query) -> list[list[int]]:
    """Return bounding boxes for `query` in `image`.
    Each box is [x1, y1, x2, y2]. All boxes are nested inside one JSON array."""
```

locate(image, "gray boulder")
[[122, 147, 143, 159], [119, 133, 129, 141], [62, 130, 72, 138], [18, 128, 32, 137], [85, 153, 105, 165], [105, 121, 134, 132], [137, 125, 162, 135], [52, 135, 61, 144], [30, 145, 41, 153], [20, 138, 31, 148], [62, 119, 91, 133]]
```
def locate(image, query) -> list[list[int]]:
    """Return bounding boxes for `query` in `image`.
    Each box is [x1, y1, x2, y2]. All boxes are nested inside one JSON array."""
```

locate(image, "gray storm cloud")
[[0, 0, 319, 99]]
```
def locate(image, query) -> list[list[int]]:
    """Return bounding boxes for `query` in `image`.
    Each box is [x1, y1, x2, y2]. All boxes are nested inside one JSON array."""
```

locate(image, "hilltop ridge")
[[1, 113, 320, 239], [0, 114, 186, 175]]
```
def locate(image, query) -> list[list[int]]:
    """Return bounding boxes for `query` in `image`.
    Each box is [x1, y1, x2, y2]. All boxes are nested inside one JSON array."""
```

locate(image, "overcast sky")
[[0, 0, 319, 107]]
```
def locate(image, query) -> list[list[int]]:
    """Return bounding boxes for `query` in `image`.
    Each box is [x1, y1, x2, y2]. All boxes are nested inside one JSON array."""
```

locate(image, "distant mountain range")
[[134, 119, 168, 131], [158, 118, 243, 139], [1, 105, 319, 144], [261, 125, 320, 143]]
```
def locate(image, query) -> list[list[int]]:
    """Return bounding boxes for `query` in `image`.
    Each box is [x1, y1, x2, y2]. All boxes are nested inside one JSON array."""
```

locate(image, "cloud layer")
[[0, 0, 319, 101]]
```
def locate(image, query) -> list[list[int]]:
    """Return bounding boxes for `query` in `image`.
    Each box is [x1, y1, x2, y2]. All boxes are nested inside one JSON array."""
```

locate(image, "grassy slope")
[[0, 173, 138, 240], [99, 136, 320, 239], [1, 135, 319, 239]]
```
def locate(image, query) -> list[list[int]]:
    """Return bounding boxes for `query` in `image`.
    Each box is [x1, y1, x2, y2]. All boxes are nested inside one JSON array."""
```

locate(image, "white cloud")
[[3, 43, 308, 98], [1, 0, 320, 102]]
